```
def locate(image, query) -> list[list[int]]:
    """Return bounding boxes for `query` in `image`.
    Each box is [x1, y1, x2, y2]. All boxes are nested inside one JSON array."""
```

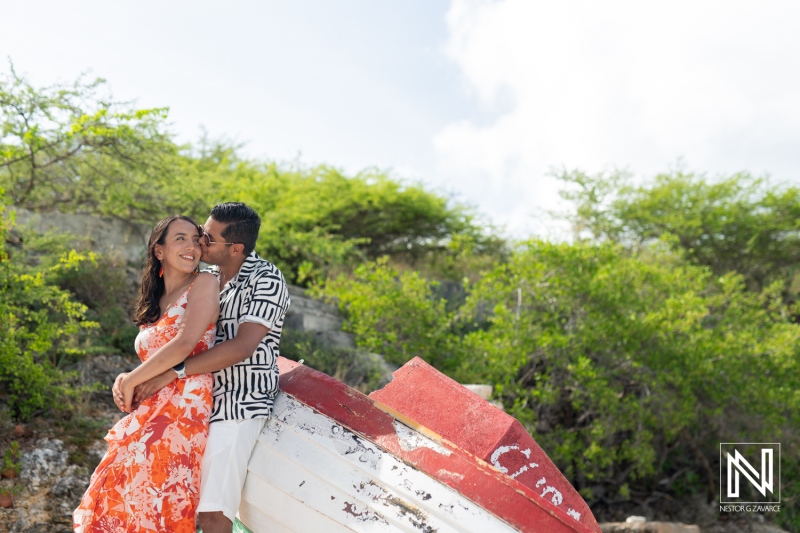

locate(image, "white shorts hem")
[[196, 502, 237, 523]]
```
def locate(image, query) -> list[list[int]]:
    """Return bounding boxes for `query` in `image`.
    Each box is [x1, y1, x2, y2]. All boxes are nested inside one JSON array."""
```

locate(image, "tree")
[[314, 257, 460, 370], [179, 145, 503, 283], [558, 170, 800, 294], [0, 64, 178, 219], [2, 64, 502, 284], [457, 241, 799, 514], [319, 241, 800, 524]]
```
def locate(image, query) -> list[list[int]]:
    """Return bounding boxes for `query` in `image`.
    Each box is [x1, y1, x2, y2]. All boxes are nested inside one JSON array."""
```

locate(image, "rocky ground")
[[0, 354, 791, 533], [0, 355, 134, 533]]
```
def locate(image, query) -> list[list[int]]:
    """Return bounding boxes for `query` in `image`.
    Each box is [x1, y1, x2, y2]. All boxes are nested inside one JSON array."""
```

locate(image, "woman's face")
[[154, 219, 202, 275]]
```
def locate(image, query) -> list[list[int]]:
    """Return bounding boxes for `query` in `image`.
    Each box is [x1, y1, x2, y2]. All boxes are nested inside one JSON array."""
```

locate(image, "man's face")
[[200, 217, 233, 266]]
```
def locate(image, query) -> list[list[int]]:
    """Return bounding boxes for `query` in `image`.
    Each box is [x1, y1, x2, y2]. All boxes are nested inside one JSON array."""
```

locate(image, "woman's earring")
[[159, 267, 164, 278]]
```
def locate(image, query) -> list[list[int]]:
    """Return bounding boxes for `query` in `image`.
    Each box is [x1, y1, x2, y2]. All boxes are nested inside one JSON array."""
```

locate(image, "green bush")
[[316, 241, 800, 525], [0, 197, 100, 420], [280, 330, 389, 393], [460, 242, 799, 485], [314, 257, 463, 371], [13, 227, 139, 356], [50, 250, 138, 356], [558, 169, 800, 295], [175, 151, 500, 284], [3, 70, 501, 286]]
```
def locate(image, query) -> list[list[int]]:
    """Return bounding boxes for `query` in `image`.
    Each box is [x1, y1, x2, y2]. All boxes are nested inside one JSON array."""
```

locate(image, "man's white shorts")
[[197, 418, 267, 523]]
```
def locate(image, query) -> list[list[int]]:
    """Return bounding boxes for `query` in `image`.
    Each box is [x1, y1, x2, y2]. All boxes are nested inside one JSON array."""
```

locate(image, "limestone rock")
[[51, 465, 90, 518], [19, 440, 68, 492], [70, 354, 138, 390]]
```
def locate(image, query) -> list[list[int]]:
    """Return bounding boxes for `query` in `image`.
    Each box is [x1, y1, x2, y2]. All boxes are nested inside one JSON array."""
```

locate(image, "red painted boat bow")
[[277, 356, 601, 533]]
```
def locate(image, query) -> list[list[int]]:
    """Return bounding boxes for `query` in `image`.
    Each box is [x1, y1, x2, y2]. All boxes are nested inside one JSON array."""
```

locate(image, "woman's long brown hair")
[[133, 215, 200, 326]]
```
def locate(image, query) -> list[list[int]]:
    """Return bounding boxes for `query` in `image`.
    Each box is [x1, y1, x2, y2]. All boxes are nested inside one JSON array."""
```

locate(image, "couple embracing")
[[73, 202, 291, 533]]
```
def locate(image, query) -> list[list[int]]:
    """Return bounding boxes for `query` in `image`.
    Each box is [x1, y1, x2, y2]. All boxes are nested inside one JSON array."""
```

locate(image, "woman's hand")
[[112, 373, 130, 412], [120, 374, 137, 412]]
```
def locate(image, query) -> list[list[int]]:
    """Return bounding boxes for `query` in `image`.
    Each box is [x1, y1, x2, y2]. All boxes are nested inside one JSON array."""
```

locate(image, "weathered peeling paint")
[[241, 394, 522, 532], [435, 469, 465, 483], [437, 501, 470, 517], [327, 424, 380, 470], [394, 420, 452, 456], [252, 357, 602, 533], [490, 444, 541, 479], [343, 500, 389, 525], [568, 508, 582, 521], [369, 357, 600, 532]]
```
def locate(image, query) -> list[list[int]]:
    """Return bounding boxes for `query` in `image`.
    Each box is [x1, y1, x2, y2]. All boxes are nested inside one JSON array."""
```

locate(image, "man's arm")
[[125, 322, 270, 405], [185, 322, 269, 375]]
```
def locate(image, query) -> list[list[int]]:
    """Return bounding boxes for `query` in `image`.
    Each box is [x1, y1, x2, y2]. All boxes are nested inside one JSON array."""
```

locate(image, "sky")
[[2, 0, 800, 237]]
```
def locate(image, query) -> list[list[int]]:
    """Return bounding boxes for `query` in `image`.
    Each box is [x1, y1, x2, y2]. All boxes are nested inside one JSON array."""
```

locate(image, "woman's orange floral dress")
[[74, 287, 214, 532]]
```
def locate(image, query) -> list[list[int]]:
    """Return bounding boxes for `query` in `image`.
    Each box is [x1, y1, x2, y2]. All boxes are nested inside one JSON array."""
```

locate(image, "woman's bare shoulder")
[[189, 272, 220, 297]]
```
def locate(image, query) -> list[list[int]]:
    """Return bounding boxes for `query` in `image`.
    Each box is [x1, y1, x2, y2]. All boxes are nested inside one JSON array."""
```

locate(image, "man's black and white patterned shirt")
[[206, 251, 290, 422]]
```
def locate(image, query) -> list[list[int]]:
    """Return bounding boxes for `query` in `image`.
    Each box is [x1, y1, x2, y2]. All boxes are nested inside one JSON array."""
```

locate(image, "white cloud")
[[434, 0, 800, 236]]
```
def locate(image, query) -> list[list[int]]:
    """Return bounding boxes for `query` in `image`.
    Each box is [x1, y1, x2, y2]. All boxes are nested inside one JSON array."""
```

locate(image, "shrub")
[[459, 240, 799, 517], [315, 240, 800, 525], [50, 250, 139, 356], [313, 257, 463, 371], [14, 227, 139, 356], [280, 330, 389, 393], [0, 196, 100, 420]]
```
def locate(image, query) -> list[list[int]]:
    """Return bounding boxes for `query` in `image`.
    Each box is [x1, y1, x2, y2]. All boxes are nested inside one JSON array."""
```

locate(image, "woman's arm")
[[120, 322, 269, 410], [120, 272, 219, 410]]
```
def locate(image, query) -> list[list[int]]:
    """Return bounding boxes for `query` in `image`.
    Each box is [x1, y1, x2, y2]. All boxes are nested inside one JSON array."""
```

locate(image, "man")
[[115, 202, 290, 533]]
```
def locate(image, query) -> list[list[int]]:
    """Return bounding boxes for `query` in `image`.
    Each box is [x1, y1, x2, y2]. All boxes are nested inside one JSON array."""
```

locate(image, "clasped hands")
[[112, 372, 174, 413]]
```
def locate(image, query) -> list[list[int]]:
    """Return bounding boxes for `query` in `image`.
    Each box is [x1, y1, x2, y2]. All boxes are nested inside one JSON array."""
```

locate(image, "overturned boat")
[[236, 356, 601, 533]]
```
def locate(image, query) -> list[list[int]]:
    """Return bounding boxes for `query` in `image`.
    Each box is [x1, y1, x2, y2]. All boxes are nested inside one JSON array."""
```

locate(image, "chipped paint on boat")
[[370, 358, 597, 529], [240, 394, 521, 532], [237, 358, 601, 533]]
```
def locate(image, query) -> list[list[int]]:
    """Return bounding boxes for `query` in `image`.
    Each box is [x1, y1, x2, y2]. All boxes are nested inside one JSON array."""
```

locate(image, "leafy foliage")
[[319, 242, 800, 525], [280, 330, 389, 393], [10, 225, 139, 356], [1, 67, 498, 284], [460, 242, 799, 501], [0, 64, 177, 219], [46, 248, 139, 356], [177, 144, 501, 283], [553, 169, 800, 525], [314, 257, 462, 371], [0, 194, 100, 420], [558, 169, 800, 294]]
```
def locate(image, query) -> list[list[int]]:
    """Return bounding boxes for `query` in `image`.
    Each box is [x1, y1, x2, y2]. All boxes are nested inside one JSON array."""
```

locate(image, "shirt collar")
[[233, 251, 261, 284], [207, 251, 261, 289]]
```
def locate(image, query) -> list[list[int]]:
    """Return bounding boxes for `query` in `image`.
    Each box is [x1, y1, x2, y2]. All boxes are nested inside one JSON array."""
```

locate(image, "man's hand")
[[133, 371, 176, 405]]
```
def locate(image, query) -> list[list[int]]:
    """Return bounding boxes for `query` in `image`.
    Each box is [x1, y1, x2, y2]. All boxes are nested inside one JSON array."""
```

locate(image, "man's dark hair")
[[211, 202, 261, 255]]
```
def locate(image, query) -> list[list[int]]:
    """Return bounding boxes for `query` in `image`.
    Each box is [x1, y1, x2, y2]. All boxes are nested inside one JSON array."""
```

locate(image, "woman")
[[74, 215, 220, 532]]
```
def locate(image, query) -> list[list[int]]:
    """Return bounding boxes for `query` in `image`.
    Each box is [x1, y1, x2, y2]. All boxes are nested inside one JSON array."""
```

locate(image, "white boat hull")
[[240, 393, 520, 532], [237, 357, 600, 533]]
